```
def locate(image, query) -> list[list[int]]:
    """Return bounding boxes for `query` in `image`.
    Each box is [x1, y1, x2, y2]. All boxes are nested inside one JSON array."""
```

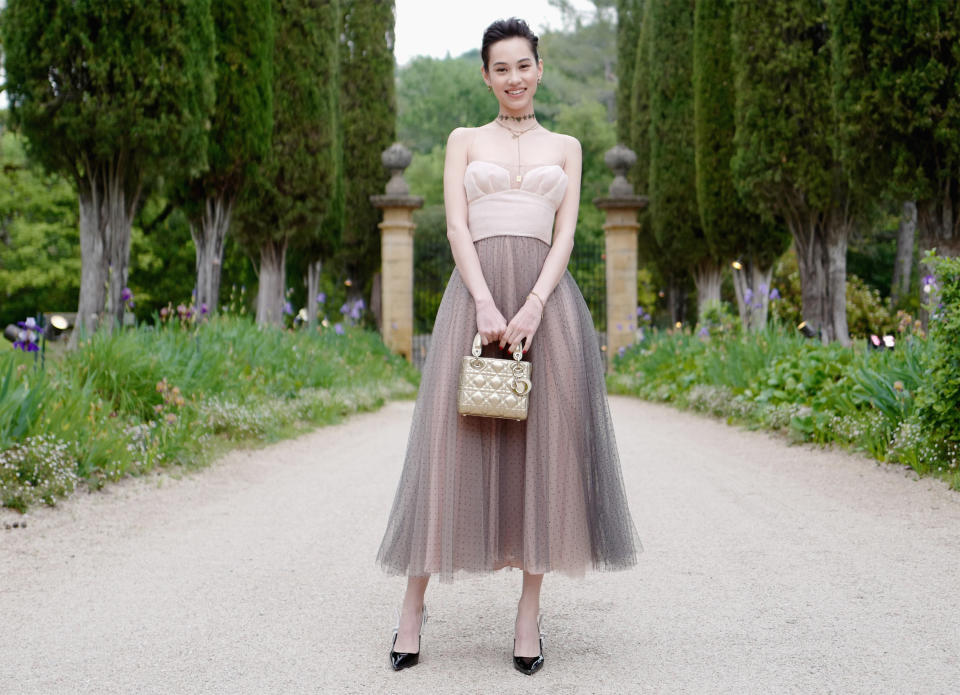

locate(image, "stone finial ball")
[[382, 143, 413, 171], [604, 144, 637, 176]]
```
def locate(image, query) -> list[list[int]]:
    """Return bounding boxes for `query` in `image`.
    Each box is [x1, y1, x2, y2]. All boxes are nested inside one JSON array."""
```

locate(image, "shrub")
[[914, 251, 960, 461]]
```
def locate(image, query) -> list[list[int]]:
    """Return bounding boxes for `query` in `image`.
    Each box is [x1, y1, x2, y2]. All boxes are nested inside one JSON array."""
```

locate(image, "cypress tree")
[[831, 1, 960, 259], [648, 0, 718, 322], [731, 0, 854, 344], [339, 0, 396, 311], [693, 0, 790, 330], [179, 0, 274, 316], [236, 0, 339, 326], [629, 0, 682, 321], [1, 0, 215, 343], [616, 0, 643, 145]]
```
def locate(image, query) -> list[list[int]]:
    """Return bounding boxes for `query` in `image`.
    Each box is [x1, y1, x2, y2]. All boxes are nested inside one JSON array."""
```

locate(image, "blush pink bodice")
[[464, 161, 568, 247]]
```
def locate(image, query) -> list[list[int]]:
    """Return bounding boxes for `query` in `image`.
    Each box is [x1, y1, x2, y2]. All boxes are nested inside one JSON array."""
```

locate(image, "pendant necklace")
[[495, 116, 539, 184]]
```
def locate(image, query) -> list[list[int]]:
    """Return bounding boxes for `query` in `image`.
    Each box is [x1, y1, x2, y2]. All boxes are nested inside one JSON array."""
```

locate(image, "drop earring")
[[487, 84, 492, 92]]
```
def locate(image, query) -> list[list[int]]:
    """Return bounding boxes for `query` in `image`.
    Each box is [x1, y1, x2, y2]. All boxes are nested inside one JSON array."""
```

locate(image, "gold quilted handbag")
[[457, 333, 533, 421]]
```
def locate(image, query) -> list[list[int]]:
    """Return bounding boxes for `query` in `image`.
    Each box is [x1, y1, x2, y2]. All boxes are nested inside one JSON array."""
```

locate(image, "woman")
[[376, 17, 642, 675]]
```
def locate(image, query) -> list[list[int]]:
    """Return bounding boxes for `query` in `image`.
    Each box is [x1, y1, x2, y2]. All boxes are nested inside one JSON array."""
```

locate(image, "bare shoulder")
[[537, 128, 581, 161], [446, 126, 479, 147], [555, 132, 582, 158]]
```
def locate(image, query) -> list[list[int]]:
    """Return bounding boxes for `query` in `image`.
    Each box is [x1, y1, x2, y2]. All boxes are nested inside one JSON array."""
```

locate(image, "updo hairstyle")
[[481, 18, 540, 71]]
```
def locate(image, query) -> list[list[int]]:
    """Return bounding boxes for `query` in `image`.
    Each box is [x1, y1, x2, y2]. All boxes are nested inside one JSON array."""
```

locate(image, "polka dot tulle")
[[375, 236, 643, 583]]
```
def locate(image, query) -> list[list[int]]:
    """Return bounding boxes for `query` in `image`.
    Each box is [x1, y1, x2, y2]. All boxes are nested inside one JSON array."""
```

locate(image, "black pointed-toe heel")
[[513, 613, 545, 675], [389, 603, 428, 671]]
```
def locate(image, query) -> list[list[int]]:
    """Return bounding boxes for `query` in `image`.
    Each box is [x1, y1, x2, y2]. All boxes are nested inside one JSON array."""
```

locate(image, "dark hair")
[[481, 18, 539, 70]]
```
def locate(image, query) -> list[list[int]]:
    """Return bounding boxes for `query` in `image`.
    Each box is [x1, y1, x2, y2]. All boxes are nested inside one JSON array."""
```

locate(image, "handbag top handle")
[[472, 332, 523, 362]]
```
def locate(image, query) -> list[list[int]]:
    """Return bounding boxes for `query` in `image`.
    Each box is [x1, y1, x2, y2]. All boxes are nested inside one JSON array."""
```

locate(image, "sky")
[[394, 0, 598, 65], [0, 1, 597, 110]]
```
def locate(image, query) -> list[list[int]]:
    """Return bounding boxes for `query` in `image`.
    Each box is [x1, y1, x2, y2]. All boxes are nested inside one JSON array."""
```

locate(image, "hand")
[[475, 297, 507, 346], [501, 297, 542, 354]]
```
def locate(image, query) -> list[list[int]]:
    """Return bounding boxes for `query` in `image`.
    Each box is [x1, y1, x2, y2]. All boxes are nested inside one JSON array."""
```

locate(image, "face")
[[482, 36, 543, 113]]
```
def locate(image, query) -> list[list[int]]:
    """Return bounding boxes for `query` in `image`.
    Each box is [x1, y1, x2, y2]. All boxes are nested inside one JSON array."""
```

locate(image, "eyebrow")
[[492, 58, 533, 67]]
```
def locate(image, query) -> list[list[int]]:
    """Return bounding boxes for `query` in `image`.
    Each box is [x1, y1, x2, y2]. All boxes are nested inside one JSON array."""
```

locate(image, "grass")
[[0, 314, 419, 511]]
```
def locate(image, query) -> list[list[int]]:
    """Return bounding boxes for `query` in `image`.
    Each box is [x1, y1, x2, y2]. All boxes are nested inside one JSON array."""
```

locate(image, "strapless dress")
[[376, 160, 642, 583]]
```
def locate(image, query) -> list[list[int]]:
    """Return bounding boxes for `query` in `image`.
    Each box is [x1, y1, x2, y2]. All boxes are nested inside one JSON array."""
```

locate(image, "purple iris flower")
[[200, 303, 209, 315], [744, 287, 754, 304], [617, 346, 626, 358], [769, 288, 781, 301], [334, 323, 345, 335], [317, 292, 326, 304], [282, 301, 294, 316], [698, 326, 710, 338]]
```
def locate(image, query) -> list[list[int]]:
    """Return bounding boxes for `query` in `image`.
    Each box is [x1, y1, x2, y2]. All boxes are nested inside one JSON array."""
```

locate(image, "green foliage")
[[538, 11, 618, 123], [0, 315, 419, 511], [208, 0, 274, 190], [0, 132, 80, 325], [405, 147, 446, 208], [178, 0, 275, 218], [1, 0, 216, 185], [339, 0, 396, 298], [648, 0, 707, 269], [615, 0, 643, 143], [914, 252, 960, 451], [609, 324, 958, 487], [240, 0, 338, 242], [730, 0, 839, 217], [846, 274, 896, 338], [692, 0, 788, 265], [771, 247, 896, 338], [830, 1, 960, 235], [396, 56, 492, 153]]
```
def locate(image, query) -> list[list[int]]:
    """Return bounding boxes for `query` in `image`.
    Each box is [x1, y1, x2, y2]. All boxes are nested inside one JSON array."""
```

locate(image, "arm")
[[501, 136, 583, 352], [443, 127, 507, 345]]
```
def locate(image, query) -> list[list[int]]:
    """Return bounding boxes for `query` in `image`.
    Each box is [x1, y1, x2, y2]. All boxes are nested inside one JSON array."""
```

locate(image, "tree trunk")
[[666, 273, 686, 326], [72, 184, 109, 347], [890, 200, 916, 306], [191, 194, 234, 317], [916, 178, 960, 258], [70, 160, 140, 347], [825, 211, 851, 346], [792, 213, 827, 340], [306, 258, 322, 327], [256, 237, 288, 326], [692, 258, 722, 321], [790, 207, 851, 345], [731, 258, 774, 332]]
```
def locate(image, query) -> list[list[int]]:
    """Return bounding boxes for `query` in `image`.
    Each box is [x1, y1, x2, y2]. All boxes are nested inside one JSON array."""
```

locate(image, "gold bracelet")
[[527, 291, 545, 313]]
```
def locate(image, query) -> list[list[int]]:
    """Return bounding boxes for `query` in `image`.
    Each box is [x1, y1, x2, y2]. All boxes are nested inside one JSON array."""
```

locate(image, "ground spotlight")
[[731, 260, 743, 270], [797, 321, 817, 339], [45, 314, 70, 340]]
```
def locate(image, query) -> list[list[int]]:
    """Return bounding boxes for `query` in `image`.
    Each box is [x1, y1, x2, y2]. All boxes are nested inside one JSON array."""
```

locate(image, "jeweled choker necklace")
[[498, 112, 536, 122]]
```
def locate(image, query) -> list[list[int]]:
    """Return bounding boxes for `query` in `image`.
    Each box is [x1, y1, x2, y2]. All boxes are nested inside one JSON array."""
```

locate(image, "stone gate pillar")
[[594, 145, 647, 371], [371, 143, 423, 361]]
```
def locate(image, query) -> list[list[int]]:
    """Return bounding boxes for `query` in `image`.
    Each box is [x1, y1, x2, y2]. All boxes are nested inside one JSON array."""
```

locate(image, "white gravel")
[[2, 396, 959, 694]]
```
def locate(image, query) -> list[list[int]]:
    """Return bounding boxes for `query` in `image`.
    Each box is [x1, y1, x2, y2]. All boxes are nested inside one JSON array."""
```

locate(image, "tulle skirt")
[[375, 235, 642, 583]]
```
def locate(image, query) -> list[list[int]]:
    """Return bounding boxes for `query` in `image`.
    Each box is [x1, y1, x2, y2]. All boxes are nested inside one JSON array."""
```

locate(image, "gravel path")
[[2, 396, 959, 694]]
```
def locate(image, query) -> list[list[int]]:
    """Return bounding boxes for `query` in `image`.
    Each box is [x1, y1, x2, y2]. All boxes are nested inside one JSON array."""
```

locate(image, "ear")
[[481, 64, 491, 89], [537, 58, 544, 82]]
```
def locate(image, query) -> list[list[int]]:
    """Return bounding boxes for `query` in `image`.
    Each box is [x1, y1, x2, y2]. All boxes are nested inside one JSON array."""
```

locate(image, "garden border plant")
[[609, 262, 959, 490], [0, 312, 419, 513]]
